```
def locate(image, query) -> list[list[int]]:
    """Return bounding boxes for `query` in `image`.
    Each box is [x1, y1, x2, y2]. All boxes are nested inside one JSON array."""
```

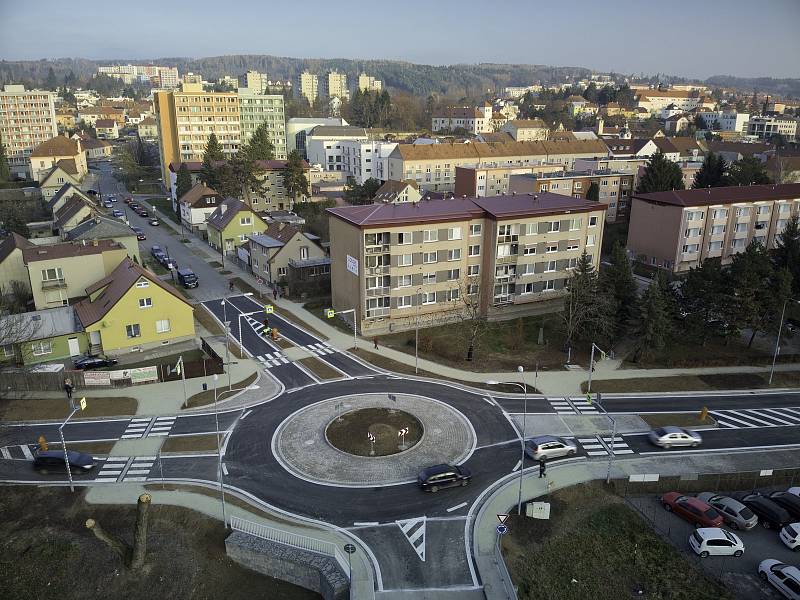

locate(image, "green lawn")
[[584, 371, 800, 393]]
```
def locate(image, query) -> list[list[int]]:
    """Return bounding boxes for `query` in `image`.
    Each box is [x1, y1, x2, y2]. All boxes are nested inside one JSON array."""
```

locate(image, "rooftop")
[[632, 183, 800, 208], [22, 239, 124, 264], [0, 306, 80, 344], [30, 136, 80, 158], [308, 125, 368, 138]]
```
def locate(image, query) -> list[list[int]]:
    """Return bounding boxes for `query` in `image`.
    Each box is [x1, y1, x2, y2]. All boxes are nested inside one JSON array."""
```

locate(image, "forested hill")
[[1, 55, 798, 97]]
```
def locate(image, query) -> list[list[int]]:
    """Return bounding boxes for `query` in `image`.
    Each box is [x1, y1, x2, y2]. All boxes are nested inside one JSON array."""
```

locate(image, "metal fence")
[[228, 516, 349, 575], [610, 467, 800, 498]]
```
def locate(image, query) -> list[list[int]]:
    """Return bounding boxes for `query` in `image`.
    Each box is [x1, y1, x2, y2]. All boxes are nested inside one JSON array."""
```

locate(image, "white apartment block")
[[341, 140, 398, 184], [238, 87, 287, 159], [0, 84, 58, 179], [245, 71, 268, 93], [636, 90, 713, 114], [358, 74, 383, 93], [285, 117, 348, 158], [305, 126, 368, 172], [98, 64, 179, 87], [431, 104, 493, 134], [504, 85, 541, 99], [746, 115, 798, 140], [699, 110, 750, 133], [297, 72, 319, 104]]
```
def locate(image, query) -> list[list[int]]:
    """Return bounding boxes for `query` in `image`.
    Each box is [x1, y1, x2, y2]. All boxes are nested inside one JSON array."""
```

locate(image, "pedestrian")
[[273, 288, 278, 301], [228, 281, 234, 292], [373, 337, 378, 350], [538, 459, 547, 479]]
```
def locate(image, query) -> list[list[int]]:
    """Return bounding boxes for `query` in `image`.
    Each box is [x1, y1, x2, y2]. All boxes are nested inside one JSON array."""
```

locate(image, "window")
[[566, 242, 579, 251], [757, 205, 769, 214], [240, 216, 252, 225], [422, 272, 435, 285], [708, 241, 723, 251], [543, 280, 555, 292], [497, 244, 514, 257], [735, 207, 749, 218], [548, 221, 560, 233], [398, 254, 412, 266], [41, 267, 64, 282], [521, 282, 534, 295], [447, 227, 462, 240], [566, 257, 578, 269], [686, 210, 705, 221], [589, 216, 598, 227], [682, 244, 699, 253], [735, 223, 748, 233], [754, 221, 768, 230], [423, 229, 438, 242], [398, 232, 412, 245], [469, 224, 481, 236], [448, 248, 461, 261], [546, 244, 558, 253], [545, 260, 557, 273], [447, 268, 460, 280], [126, 324, 141, 338], [778, 203, 790, 213], [468, 245, 480, 256], [685, 228, 701, 237], [397, 296, 412, 309], [136, 280, 150, 288], [467, 284, 479, 295], [447, 289, 460, 301], [569, 218, 582, 230], [711, 225, 725, 235], [139, 298, 152, 309], [31, 340, 52, 356], [423, 252, 436, 264], [586, 234, 596, 247], [422, 292, 436, 305], [467, 264, 480, 276], [156, 319, 171, 333], [277, 267, 287, 277], [712, 208, 728, 219], [731, 238, 746, 249], [367, 276, 389, 289], [522, 244, 536, 256], [396, 275, 412, 288]]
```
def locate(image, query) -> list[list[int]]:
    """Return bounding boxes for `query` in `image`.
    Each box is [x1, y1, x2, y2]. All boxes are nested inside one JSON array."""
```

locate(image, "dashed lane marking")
[[396, 517, 426, 561], [446, 502, 468, 513]]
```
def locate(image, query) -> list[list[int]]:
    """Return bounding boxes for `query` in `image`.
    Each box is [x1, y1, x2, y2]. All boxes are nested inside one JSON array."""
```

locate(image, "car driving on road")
[[524, 435, 578, 461], [648, 426, 702, 448], [33, 450, 95, 472], [131, 227, 146, 240], [417, 464, 471, 492], [661, 492, 723, 528], [696, 493, 758, 530]]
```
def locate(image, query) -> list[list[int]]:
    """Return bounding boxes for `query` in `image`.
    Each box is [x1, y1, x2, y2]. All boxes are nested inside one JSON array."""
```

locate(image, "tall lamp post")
[[213, 374, 227, 527], [220, 299, 232, 390], [770, 298, 799, 385], [414, 287, 423, 374], [487, 365, 528, 515]]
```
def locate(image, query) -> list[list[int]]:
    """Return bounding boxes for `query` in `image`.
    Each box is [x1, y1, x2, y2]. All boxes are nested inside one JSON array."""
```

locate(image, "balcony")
[[365, 286, 390, 297], [41, 278, 67, 290], [496, 255, 518, 266], [366, 266, 390, 276], [365, 307, 389, 319], [365, 245, 389, 255]]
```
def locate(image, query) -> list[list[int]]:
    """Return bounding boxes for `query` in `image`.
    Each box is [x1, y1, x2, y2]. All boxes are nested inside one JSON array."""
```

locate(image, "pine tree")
[[727, 155, 771, 186], [601, 240, 638, 337], [175, 163, 193, 201], [282, 150, 309, 206], [200, 133, 224, 189], [562, 251, 615, 351], [631, 279, 673, 363], [773, 214, 800, 295], [730, 240, 778, 347], [636, 150, 685, 193], [45, 67, 57, 90], [679, 258, 733, 344], [692, 152, 728, 189], [586, 181, 599, 201], [244, 123, 276, 162], [0, 142, 10, 182]]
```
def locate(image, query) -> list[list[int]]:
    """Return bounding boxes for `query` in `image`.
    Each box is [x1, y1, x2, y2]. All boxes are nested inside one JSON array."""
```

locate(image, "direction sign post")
[[343, 543, 356, 600]]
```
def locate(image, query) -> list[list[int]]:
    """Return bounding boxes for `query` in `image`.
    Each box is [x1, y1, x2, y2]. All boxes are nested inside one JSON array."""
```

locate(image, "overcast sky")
[[1, 0, 798, 80]]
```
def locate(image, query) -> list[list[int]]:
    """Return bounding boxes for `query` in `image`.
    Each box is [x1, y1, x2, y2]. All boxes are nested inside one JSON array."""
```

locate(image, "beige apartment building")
[[627, 184, 800, 273], [297, 72, 319, 104], [386, 140, 609, 193], [0, 84, 58, 179], [500, 119, 549, 141], [154, 81, 241, 188], [323, 70, 349, 100], [358, 74, 382, 93], [328, 193, 606, 335], [455, 164, 570, 198]]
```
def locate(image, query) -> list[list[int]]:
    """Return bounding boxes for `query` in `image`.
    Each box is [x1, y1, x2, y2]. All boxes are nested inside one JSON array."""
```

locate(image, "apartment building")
[[358, 73, 383, 93], [431, 104, 493, 134], [635, 89, 713, 114], [454, 164, 568, 197], [327, 193, 606, 335], [699, 110, 750, 133], [341, 139, 398, 184], [627, 183, 800, 273], [286, 117, 348, 157], [245, 159, 311, 211], [386, 139, 609, 193], [323, 70, 349, 100], [297, 71, 319, 104], [746, 115, 798, 140], [500, 119, 549, 141], [97, 64, 179, 87], [238, 86, 287, 159], [154, 81, 241, 189], [305, 126, 368, 171], [0, 84, 58, 179], [509, 169, 635, 223]]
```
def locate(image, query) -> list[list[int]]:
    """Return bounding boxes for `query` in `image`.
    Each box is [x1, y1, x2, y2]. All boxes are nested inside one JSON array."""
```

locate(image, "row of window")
[[687, 204, 792, 222], [126, 319, 171, 338], [683, 236, 768, 254]]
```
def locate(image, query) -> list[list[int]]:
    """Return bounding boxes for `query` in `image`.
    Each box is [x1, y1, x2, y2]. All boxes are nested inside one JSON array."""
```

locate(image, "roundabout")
[[271, 392, 478, 487]]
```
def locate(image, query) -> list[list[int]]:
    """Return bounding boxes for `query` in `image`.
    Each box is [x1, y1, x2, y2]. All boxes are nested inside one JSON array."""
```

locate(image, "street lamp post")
[[220, 299, 232, 391], [770, 298, 799, 385], [487, 365, 528, 515], [213, 374, 227, 527], [414, 287, 423, 374], [586, 342, 610, 394], [60, 406, 79, 492]]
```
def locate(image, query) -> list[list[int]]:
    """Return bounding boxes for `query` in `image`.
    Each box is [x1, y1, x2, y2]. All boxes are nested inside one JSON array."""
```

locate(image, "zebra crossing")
[[0, 444, 34, 460], [121, 416, 177, 439], [711, 407, 800, 429], [577, 435, 634, 457], [305, 343, 335, 357], [94, 456, 128, 482], [124, 456, 156, 482], [396, 516, 426, 561], [256, 351, 290, 369], [547, 397, 600, 415], [147, 416, 176, 437], [121, 418, 151, 439], [548, 398, 574, 414], [94, 456, 156, 483], [570, 397, 600, 415]]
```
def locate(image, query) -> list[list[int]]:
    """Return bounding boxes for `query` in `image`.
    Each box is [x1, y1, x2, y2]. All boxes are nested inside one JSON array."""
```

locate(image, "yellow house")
[[0, 233, 35, 296], [39, 163, 82, 202], [75, 258, 195, 355], [28, 135, 88, 182], [206, 197, 268, 255]]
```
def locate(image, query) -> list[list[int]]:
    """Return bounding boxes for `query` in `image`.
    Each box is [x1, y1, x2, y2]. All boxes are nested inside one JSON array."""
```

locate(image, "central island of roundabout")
[[272, 393, 477, 487]]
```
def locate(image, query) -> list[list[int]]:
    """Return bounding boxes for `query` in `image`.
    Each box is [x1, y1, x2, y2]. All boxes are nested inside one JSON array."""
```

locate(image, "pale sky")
[[1, 0, 798, 79]]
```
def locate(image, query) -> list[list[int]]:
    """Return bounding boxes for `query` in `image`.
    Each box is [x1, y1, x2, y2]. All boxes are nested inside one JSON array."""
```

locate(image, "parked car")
[[689, 527, 744, 558], [770, 492, 800, 519], [696, 493, 758, 530], [648, 426, 702, 448], [417, 464, 471, 492], [157, 253, 177, 269], [33, 450, 95, 472], [758, 560, 800, 599], [103, 200, 113, 208], [111, 209, 123, 217], [661, 492, 724, 528], [524, 435, 578, 461], [73, 355, 118, 370], [789, 487, 800, 498], [131, 227, 146, 241], [148, 218, 160, 226], [733, 493, 792, 530], [129, 202, 140, 210], [150, 245, 163, 257], [86, 189, 98, 196], [779, 523, 800, 552], [176, 268, 198, 288], [136, 209, 149, 217]]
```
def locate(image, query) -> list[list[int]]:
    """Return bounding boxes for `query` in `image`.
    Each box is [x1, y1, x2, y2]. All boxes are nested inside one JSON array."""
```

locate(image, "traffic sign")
[[497, 513, 509, 524], [325, 308, 335, 319], [344, 543, 356, 554], [79, 397, 87, 411], [264, 304, 274, 314], [496, 524, 508, 535], [256, 277, 264, 285]]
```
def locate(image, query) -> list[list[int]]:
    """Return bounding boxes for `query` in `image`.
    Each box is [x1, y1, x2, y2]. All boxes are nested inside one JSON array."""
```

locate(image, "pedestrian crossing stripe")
[[306, 343, 335, 356], [396, 516, 426, 562], [94, 456, 157, 483], [256, 352, 290, 368], [548, 398, 574, 414], [711, 407, 800, 429]]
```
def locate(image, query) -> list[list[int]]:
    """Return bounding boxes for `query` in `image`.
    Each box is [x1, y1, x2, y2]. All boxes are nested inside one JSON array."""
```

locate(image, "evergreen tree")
[[600, 240, 638, 337], [244, 123, 276, 162], [692, 152, 728, 189], [45, 67, 57, 90], [678, 258, 734, 344], [773, 214, 800, 295], [175, 163, 193, 201], [727, 156, 771, 186], [200, 133, 224, 189], [562, 251, 615, 352], [636, 150, 685, 193], [729, 240, 779, 347], [631, 278, 673, 363], [344, 177, 382, 205], [0, 143, 10, 182], [282, 150, 309, 206], [586, 181, 599, 201]]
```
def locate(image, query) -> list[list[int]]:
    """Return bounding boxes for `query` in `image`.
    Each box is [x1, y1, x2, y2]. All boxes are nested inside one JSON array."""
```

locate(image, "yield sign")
[[497, 513, 509, 524]]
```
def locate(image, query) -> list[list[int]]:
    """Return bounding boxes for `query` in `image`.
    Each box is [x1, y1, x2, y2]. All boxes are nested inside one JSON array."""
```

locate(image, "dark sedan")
[[73, 355, 118, 370], [131, 227, 146, 240], [733, 493, 793, 529], [417, 463, 471, 492], [34, 450, 95, 472]]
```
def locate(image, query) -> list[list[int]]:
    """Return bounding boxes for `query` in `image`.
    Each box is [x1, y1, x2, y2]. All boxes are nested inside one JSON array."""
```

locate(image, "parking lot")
[[628, 492, 799, 599]]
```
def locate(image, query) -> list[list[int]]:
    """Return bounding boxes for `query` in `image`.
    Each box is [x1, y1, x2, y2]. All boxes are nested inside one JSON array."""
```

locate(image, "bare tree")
[[86, 493, 152, 570], [452, 275, 488, 361]]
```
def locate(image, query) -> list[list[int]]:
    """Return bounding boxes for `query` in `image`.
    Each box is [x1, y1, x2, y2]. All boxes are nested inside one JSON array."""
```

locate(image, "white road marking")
[[222, 463, 228, 476], [353, 521, 379, 526], [241, 409, 252, 420], [512, 459, 522, 472], [20, 445, 33, 460], [446, 502, 468, 513], [0, 447, 10, 459]]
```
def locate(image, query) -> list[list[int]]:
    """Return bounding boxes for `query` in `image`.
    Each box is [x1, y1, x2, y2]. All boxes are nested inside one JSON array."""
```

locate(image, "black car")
[[150, 245, 163, 257], [734, 493, 793, 529], [131, 227, 146, 241], [417, 464, 471, 492], [86, 189, 98, 196], [769, 491, 800, 519], [33, 450, 95, 472], [73, 355, 118, 370], [176, 268, 198, 288]]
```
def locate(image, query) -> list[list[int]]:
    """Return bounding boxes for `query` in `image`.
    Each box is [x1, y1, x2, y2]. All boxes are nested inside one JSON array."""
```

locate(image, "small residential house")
[[137, 117, 159, 140], [23, 239, 129, 310], [95, 119, 120, 140], [373, 179, 422, 204], [46, 184, 94, 217], [75, 258, 195, 355], [0, 307, 87, 365], [38, 163, 82, 202], [500, 119, 549, 141], [206, 198, 268, 255], [167, 162, 203, 210], [664, 114, 690, 135], [29, 136, 88, 183], [0, 233, 35, 296], [179, 183, 222, 234], [53, 195, 95, 234], [247, 223, 327, 286], [65, 215, 141, 263], [81, 136, 113, 159]]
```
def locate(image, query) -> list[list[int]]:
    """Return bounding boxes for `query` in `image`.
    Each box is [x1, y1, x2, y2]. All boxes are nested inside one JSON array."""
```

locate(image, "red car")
[[661, 492, 724, 528]]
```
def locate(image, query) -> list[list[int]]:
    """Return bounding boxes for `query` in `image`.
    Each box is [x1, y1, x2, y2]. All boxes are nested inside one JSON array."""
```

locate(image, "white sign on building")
[[346, 255, 359, 276]]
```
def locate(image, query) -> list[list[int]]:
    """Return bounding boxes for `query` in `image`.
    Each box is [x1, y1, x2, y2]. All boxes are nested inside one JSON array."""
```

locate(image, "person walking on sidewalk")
[[538, 459, 547, 478], [228, 281, 234, 292], [273, 288, 278, 301], [373, 337, 379, 350]]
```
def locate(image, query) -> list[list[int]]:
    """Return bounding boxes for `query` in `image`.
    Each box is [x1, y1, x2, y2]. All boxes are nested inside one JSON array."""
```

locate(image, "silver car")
[[524, 435, 578, 461], [648, 426, 702, 449], [697, 493, 758, 530]]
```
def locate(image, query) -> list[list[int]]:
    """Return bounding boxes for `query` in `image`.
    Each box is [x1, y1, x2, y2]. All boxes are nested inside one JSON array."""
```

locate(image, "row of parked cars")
[[150, 245, 199, 289], [661, 488, 800, 599]]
